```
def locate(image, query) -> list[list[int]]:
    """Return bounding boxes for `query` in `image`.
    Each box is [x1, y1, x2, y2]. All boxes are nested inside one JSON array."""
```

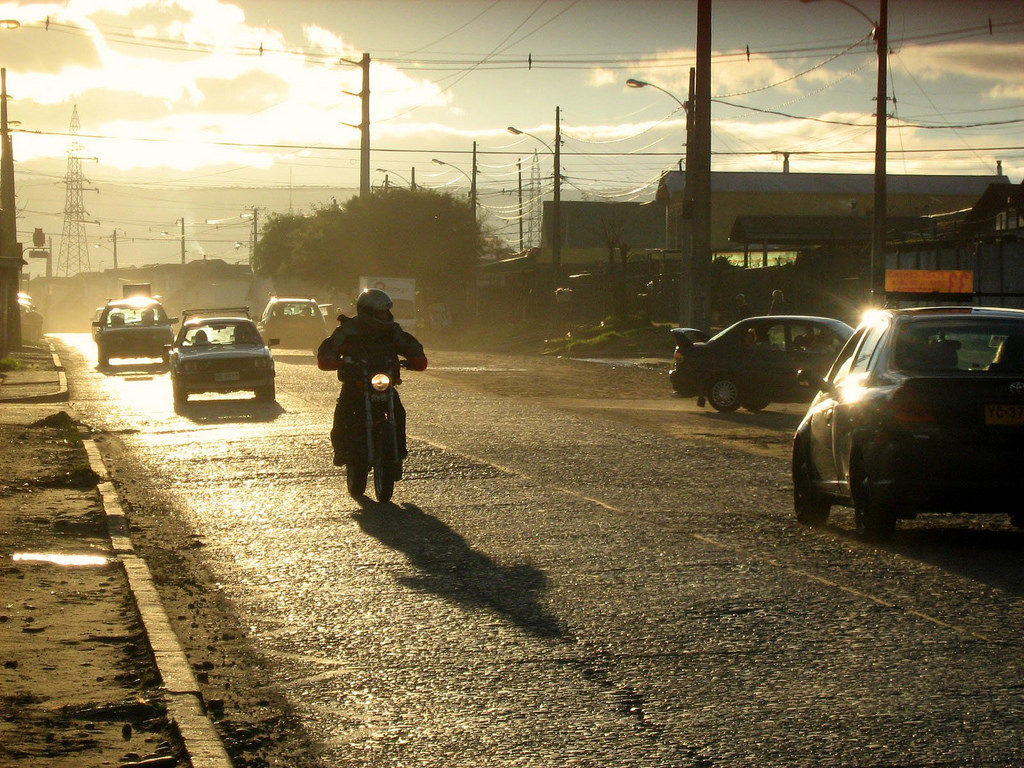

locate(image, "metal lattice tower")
[[55, 106, 92, 276], [526, 150, 541, 249]]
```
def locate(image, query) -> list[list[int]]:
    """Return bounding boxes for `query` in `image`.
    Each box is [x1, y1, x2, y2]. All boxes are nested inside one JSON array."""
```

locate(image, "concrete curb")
[[81, 436, 233, 768], [0, 343, 69, 403]]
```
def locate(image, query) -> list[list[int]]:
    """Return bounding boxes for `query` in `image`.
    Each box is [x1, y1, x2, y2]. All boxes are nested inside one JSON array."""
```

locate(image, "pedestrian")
[[769, 289, 788, 315], [734, 293, 749, 322]]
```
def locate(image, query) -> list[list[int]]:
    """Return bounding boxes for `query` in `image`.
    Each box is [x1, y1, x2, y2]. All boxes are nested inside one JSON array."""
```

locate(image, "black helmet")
[[356, 288, 393, 321]]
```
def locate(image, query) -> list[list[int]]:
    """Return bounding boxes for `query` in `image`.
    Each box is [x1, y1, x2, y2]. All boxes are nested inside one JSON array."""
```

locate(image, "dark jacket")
[[317, 314, 427, 381]]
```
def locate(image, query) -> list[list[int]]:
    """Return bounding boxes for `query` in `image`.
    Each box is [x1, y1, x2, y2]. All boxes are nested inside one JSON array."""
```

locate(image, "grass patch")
[[0, 356, 26, 372], [545, 315, 671, 357]]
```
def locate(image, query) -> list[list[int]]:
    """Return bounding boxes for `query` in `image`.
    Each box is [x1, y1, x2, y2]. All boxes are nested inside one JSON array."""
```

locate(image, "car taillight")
[[674, 348, 684, 361], [893, 388, 936, 424]]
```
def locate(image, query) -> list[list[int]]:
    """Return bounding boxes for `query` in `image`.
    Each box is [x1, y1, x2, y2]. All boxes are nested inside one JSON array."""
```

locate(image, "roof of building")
[[657, 171, 1008, 202]]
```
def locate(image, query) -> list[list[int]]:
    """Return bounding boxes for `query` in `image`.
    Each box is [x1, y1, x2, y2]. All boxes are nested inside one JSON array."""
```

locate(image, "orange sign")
[[884, 269, 974, 294]]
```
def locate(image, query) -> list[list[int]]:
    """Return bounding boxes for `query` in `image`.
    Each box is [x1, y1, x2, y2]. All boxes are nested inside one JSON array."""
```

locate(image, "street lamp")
[[803, 0, 887, 303], [375, 167, 413, 189], [509, 110, 562, 284], [431, 158, 475, 214], [626, 78, 688, 112]]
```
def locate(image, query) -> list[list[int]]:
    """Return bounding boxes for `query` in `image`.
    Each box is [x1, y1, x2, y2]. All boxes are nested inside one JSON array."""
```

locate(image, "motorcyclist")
[[316, 289, 427, 467]]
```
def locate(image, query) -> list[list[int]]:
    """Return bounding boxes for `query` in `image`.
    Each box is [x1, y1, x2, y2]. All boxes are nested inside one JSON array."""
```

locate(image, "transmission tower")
[[55, 106, 92, 276], [526, 150, 541, 249]]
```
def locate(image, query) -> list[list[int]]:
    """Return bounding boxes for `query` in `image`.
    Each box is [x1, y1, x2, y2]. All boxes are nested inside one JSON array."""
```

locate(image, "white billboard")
[[359, 276, 416, 328]]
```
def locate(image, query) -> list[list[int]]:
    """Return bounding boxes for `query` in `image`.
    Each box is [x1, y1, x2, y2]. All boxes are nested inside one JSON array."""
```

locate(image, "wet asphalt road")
[[55, 333, 1024, 767]]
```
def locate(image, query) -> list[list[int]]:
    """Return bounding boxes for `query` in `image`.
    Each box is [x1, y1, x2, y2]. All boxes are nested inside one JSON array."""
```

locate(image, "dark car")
[[91, 296, 176, 367], [792, 306, 1024, 539], [257, 297, 328, 350], [168, 309, 277, 407], [670, 315, 853, 411]]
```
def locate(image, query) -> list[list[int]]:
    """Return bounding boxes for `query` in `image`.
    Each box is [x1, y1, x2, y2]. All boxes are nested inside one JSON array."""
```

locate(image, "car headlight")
[[371, 373, 391, 391]]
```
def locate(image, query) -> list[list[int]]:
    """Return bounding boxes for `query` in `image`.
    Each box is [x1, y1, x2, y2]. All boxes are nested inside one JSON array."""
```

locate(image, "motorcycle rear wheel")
[[346, 462, 368, 498]]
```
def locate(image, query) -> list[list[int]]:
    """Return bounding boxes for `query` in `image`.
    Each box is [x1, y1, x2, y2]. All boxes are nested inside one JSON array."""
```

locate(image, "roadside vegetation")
[[544, 314, 673, 358], [252, 188, 492, 322]]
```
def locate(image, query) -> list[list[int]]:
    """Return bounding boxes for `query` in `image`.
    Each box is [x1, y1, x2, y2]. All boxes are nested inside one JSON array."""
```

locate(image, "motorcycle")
[[342, 355, 405, 502]]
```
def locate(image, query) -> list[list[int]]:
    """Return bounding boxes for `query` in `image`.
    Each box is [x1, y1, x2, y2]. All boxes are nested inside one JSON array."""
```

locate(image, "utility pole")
[[470, 141, 478, 217], [691, 0, 712, 331], [340, 53, 371, 198], [552, 105, 562, 284], [111, 228, 118, 270], [0, 68, 21, 351], [179, 217, 185, 265], [249, 206, 259, 262], [517, 157, 524, 254], [411, 167, 416, 190], [680, 66, 696, 327], [871, 0, 888, 303]]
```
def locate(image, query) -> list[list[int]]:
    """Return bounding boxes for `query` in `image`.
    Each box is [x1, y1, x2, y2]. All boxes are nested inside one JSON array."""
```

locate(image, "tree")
[[253, 188, 482, 317]]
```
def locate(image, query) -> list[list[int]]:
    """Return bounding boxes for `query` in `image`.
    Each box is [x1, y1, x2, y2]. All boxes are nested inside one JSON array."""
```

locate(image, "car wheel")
[[742, 395, 771, 412], [707, 376, 741, 412], [172, 378, 187, 407], [792, 438, 830, 526], [97, 345, 109, 368], [851, 456, 896, 541], [255, 383, 276, 401]]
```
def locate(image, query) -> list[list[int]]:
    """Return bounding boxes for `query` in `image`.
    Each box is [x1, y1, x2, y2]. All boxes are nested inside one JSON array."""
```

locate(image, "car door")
[[806, 328, 865, 488], [832, 317, 889, 489]]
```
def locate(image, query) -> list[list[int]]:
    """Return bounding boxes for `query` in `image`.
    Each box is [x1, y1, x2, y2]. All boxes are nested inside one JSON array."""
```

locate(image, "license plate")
[[214, 371, 240, 382], [984, 404, 1024, 425]]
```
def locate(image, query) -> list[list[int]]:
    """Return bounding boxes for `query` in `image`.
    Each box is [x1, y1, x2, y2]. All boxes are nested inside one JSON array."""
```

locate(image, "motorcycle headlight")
[[371, 373, 391, 391]]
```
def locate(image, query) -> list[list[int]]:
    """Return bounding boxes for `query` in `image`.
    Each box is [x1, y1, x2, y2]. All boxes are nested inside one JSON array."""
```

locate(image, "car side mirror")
[[91, 320, 102, 327], [268, 338, 280, 347], [797, 368, 829, 391]]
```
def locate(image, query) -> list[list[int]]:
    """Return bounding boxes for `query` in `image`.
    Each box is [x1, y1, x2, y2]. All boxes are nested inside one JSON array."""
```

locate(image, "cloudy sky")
[[1, 0, 1022, 265]]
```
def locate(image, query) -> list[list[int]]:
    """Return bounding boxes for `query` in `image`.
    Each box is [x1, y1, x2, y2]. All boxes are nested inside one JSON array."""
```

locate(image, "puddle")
[[13, 552, 109, 567]]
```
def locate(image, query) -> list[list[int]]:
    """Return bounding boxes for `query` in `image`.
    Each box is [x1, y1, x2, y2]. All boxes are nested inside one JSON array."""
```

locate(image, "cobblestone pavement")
[[55, 333, 1024, 767]]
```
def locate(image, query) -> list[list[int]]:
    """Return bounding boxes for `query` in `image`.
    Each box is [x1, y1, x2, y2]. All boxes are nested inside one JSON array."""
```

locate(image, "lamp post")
[[375, 168, 415, 190], [627, 70, 698, 327], [508, 109, 561, 283], [803, 0, 887, 303], [431, 157, 476, 215]]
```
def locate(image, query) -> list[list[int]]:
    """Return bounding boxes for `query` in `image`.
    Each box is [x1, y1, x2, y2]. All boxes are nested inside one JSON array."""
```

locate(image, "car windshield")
[[104, 304, 168, 326], [893, 317, 1024, 373], [274, 303, 318, 318], [182, 322, 262, 347]]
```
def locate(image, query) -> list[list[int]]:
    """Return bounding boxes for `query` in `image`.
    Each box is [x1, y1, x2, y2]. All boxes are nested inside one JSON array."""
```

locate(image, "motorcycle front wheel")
[[372, 423, 398, 503], [346, 462, 368, 498]]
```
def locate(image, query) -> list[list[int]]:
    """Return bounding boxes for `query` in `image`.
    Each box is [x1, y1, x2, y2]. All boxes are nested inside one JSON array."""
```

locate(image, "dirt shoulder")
[[0, 408, 186, 767]]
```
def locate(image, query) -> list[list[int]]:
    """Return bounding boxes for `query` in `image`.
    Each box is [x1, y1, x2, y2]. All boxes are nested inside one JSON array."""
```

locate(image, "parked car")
[[669, 315, 853, 411], [91, 296, 176, 367], [257, 297, 328, 349], [792, 306, 1024, 539], [168, 308, 278, 407], [18, 292, 44, 344]]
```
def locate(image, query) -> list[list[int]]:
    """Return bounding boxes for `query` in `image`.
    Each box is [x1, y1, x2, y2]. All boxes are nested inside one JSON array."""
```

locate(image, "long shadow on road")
[[832, 522, 1024, 598], [175, 398, 285, 424], [352, 499, 567, 639]]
